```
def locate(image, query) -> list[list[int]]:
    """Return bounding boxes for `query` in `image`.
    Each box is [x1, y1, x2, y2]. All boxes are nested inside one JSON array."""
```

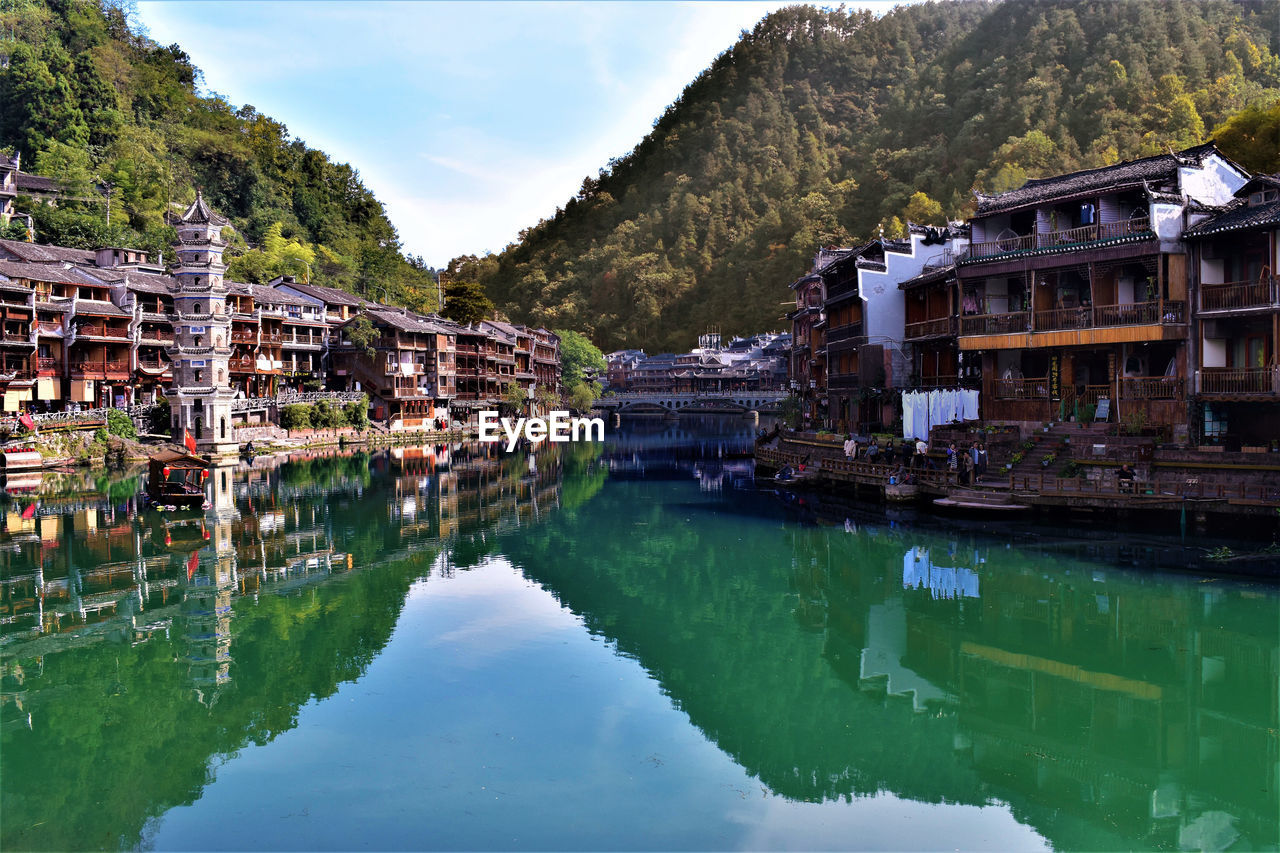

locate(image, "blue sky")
[[135, 2, 901, 266]]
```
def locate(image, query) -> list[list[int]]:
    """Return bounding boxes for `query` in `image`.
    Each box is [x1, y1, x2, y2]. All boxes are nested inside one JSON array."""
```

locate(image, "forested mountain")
[[0, 0, 440, 312], [460, 0, 1280, 352]]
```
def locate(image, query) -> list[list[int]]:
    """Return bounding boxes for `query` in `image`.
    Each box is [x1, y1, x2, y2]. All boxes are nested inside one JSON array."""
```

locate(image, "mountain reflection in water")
[[1, 420, 1276, 852]]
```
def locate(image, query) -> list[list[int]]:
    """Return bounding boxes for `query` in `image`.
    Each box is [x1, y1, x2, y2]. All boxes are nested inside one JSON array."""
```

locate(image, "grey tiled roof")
[[0, 239, 95, 265], [278, 280, 364, 307], [1184, 173, 1280, 238], [0, 260, 103, 286], [974, 142, 1222, 216]]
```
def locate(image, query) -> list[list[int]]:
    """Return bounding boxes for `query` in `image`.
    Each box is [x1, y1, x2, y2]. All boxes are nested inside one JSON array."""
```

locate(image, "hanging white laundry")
[[961, 388, 981, 421], [917, 392, 930, 441], [901, 390, 913, 440]]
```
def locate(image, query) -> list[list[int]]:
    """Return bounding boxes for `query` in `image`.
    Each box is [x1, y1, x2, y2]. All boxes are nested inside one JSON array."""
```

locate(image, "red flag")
[[184, 428, 197, 453], [18, 413, 34, 431]]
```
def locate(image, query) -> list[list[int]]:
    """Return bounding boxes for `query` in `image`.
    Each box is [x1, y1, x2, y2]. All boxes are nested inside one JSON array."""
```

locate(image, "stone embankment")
[[755, 427, 1280, 526]]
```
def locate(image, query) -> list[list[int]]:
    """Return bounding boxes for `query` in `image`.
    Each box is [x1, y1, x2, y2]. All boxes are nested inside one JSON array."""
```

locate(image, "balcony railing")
[[231, 330, 257, 344], [904, 317, 953, 339], [37, 321, 63, 334], [139, 329, 174, 342], [994, 377, 1050, 399], [824, 324, 865, 345], [37, 356, 59, 371], [960, 311, 1029, 336], [75, 324, 131, 339], [71, 360, 129, 378], [964, 217, 1152, 260], [1199, 276, 1277, 312], [0, 331, 31, 344], [1033, 306, 1094, 332], [229, 357, 256, 372], [137, 358, 171, 371], [1121, 376, 1182, 400], [1199, 366, 1279, 396]]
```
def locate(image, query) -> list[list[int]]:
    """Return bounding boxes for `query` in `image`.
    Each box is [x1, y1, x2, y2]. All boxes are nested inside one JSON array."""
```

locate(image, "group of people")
[[944, 440, 989, 486], [842, 435, 989, 484]]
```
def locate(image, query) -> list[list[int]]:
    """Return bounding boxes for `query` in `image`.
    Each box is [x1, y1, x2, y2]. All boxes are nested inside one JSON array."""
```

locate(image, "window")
[[1247, 189, 1279, 207]]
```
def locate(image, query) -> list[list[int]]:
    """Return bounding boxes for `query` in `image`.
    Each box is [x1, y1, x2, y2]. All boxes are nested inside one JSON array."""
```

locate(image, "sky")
[[134, 2, 901, 267]]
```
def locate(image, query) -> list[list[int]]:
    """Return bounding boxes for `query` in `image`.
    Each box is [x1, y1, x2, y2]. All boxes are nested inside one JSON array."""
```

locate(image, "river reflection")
[[1, 421, 1276, 851]]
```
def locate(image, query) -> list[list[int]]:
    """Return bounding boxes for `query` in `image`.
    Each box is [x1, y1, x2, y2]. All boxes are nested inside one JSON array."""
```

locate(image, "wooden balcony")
[[994, 377, 1050, 399], [0, 330, 32, 346], [36, 320, 63, 334], [71, 360, 129, 379], [37, 356, 59, 373], [229, 356, 256, 373], [963, 217, 1152, 260], [139, 328, 174, 343], [903, 317, 953, 340], [960, 311, 1029, 336], [75, 324, 131, 340], [1199, 366, 1279, 396], [231, 330, 257, 344], [1199, 276, 1278, 313], [137, 358, 172, 372], [1121, 376, 1182, 400]]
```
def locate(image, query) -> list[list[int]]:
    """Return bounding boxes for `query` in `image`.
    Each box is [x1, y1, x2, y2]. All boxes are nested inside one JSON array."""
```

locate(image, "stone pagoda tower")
[[165, 192, 238, 457]]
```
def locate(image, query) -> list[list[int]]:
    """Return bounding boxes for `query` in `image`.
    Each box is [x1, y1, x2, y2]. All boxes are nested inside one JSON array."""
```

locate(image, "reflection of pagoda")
[[179, 542, 235, 707]]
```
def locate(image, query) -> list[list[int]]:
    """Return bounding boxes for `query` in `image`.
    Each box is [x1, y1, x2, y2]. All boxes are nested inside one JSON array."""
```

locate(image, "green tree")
[[279, 404, 312, 431], [554, 329, 606, 390], [502, 382, 529, 415], [1212, 101, 1280, 173], [343, 396, 369, 430], [345, 313, 379, 361], [568, 382, 599, 413], [440, 280, 494, 326]]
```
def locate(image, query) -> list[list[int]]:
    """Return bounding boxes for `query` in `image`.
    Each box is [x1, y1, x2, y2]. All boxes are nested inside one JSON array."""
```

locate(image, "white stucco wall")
[[1149, 202, 1185, 241], [1179, 155, 1248, 206], [1201, 335, 1227, 368]]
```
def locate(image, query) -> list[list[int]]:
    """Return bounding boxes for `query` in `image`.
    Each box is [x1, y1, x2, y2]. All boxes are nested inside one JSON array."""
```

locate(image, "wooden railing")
[[231, 330, 257, 343], [75, 324, 130, 338], [1008, 471, 1280, 503], [960, 311, 1029, 336], [1, 331, 31, 343], [139, 328, 174, 342], [137, 358, 171, 371], [1199, 366, 1278, 395], [229, 356, 256, 372], [1199, 276, 1277, 312], [964, 217, 1152, 260], [904, 317, 953, 339], [1075, 384, 1112, 406], [1034, 306, 1093, 331], [994, 377, 1050, 399], [1121, 376, 1182, 399], [37, 356, 59, 371], [37, 321, 62, 333], [71, 360, 128, 377]]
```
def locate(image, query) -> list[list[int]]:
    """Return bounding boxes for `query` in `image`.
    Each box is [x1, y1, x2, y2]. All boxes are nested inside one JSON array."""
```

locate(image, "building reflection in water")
[[0, 428, 1274, 852]]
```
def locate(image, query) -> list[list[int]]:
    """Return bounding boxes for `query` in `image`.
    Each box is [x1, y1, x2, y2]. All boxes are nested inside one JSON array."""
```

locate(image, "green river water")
[[1, 419, 1276, 851]]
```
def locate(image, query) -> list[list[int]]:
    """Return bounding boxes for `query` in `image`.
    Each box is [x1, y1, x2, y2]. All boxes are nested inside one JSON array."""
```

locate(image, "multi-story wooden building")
[[1185, 172, 1280, 445], [331, 307, 458, 428], [954, 143, 1248, 435], [788, 265, 828, 428]]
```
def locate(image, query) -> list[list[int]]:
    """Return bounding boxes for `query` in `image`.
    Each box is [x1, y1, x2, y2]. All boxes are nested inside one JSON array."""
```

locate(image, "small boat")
[[147, 449, 209, 509], [1, 446, 43, 474]]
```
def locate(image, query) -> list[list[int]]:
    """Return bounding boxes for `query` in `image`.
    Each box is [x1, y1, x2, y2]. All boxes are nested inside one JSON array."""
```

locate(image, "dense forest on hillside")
[[0, 0, 440, 312], [457, 0, 1280, 352]]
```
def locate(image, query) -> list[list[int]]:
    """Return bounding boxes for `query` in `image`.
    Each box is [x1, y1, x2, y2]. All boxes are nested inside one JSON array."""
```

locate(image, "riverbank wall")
[[755, 428, 1280, 530]]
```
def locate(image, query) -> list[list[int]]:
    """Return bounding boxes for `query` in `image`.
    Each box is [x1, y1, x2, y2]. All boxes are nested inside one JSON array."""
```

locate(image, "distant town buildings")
[[788, 142, 1279, 448], [605, 332, 789, 395]]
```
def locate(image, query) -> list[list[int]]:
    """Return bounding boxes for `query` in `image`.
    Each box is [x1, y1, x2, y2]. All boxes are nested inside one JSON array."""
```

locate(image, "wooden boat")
[[1, 446, 43, 473], [147, 449, 209, 508]]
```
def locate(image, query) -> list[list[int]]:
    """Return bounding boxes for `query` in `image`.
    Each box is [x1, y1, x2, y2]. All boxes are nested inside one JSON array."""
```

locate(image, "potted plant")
[[1041, 452, 1057, 467]]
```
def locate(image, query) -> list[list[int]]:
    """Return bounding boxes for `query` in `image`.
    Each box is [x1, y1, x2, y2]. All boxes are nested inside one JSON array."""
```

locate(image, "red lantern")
[[164, 533, 172, 546], [162, 466, 172, 478], [200, 469, 209, 480]]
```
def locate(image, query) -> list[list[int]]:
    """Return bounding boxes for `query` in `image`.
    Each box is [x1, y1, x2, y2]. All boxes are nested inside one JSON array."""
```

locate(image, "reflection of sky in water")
[[145, 558, 1049, 852]]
